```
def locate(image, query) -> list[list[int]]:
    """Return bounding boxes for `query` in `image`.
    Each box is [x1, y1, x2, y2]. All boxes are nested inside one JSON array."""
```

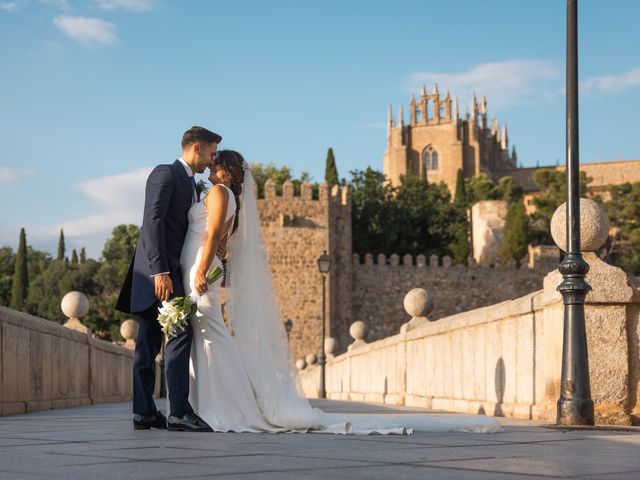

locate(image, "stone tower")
[[383, 86, 517, 193]]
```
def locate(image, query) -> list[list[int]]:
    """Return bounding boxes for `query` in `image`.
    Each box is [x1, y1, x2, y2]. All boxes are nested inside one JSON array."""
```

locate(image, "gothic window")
[[423, 146, 440, 171]]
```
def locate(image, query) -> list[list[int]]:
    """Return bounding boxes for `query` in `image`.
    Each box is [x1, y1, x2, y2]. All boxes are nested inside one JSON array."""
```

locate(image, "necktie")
[[190, 176, 197, 203]]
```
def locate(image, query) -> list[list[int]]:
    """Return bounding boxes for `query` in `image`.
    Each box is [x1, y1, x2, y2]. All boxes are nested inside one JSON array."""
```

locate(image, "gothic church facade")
[[384, 85, 516, 193]]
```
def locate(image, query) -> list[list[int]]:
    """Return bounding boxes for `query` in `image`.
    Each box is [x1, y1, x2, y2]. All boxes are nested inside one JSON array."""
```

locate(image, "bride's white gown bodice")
[[180, 183, 501, 434]]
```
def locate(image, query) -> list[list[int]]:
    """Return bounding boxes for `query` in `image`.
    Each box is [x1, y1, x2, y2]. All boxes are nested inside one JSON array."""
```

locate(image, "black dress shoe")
[[133, 410, 167, 430], [167, 412, 213, 432]]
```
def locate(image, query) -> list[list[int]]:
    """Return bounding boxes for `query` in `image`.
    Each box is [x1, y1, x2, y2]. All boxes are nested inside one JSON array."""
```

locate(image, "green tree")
[[71, 248, 78, 265], [497, 176, 523, 203], [350, 167, 397, 256], [499, 201, 530, 266], [92, 225, 140, 339], [27, 246, 51, 280], [250, 163, 292, 197], [604, 182, 640, 274], [10, 229, 29, 311], [80, 247, 87, 264], [0, 246, 15, 306], [56, 229, 65, 261], [324, 147, 339, 186], [26, 260, 100, 323], [454, 169, 468, 206], [467, 173, 500, 204]]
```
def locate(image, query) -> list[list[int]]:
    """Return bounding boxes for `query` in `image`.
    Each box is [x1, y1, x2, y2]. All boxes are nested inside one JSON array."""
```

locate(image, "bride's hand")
[[195, 269, 208, 295]]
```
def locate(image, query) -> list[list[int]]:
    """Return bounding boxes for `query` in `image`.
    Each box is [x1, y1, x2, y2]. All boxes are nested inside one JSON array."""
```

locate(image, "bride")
[[179, 149, 501, 434]]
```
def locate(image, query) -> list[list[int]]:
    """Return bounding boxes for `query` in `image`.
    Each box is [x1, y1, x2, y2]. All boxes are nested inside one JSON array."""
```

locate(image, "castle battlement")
[[261, 179, 351, 207], [353, 252, 532, 270]]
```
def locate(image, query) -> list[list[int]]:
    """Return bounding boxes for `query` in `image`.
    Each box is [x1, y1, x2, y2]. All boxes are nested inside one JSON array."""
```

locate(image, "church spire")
[[398, 104, 404, 126], [453, 97, 459, 120], [501, 123, 509, 149]]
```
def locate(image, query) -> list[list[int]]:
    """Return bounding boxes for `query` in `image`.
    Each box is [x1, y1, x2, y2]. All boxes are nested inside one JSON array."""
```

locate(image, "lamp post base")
[[557, 398, 595, 426]]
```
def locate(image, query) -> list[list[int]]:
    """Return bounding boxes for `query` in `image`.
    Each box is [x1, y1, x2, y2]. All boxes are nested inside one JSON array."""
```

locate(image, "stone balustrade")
[[299, 200, 640, 425], [0, 306, 152, 416]]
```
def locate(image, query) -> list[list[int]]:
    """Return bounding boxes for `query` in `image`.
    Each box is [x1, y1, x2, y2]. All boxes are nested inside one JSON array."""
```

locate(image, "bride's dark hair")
[[215, 150, 245, 234]]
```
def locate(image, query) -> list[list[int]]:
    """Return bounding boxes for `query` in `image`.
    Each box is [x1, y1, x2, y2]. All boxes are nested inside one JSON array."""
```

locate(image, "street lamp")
[[316, 250, 331, 399], [556, 0, 594, 426], [284, 318, 293, 343]]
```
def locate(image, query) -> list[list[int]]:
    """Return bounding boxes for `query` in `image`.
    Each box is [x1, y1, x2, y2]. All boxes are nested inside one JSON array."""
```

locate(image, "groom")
[[116, 126, 221, 432]]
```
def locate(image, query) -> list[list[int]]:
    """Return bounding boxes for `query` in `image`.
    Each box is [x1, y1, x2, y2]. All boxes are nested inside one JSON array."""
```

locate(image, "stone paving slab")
[[0, 399, 639, 479]]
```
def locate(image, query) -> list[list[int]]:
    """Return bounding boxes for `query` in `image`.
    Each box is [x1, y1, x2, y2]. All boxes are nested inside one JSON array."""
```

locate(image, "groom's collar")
[[178, 157, 195, 177]]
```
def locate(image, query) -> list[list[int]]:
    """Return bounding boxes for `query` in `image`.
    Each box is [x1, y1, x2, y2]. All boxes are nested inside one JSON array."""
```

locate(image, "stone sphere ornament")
[[296, 359, 307, 370], [61, 291, 91, 334], [61, 291, 90, 319], [349, 321, 368, 341], [550, 198, 610, 252], [120, 319, 139, 348], [306, 353, 318, 365], [324, 337, 337, 356], [403, 288, 434, 318]]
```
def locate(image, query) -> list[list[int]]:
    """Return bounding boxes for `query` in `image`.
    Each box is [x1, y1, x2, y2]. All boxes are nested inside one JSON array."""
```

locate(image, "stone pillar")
[[61, 291, 90, 334], [543, 198, 639, 425]]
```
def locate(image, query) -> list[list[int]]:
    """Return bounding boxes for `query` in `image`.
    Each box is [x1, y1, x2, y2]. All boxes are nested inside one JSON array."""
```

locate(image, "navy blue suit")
[[116, 160, 196, 417]]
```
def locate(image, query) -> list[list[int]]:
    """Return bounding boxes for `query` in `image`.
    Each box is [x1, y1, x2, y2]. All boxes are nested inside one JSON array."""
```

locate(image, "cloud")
[[582, 67, 640, 94], [0, 1, 24, 11], [40, 0, 71, 9], [407, 60, 561, 110], [53, 15, 117, 45], [0, 166, 34, 183], [42, 167, 152, 241], [93, 0, 154, 12]]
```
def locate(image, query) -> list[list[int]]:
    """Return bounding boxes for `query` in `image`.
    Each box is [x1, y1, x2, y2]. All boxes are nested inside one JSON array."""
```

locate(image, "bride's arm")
[[195, 185, 229, 294]]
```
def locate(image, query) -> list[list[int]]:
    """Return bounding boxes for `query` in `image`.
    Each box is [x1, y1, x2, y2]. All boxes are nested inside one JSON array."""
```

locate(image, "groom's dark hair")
[[181, 126, 222, 148]]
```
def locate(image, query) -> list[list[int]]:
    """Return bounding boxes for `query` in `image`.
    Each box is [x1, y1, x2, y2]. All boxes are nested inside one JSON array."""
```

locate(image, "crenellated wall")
[[253, 182, 551, 360], [350, 253, 548, 351]]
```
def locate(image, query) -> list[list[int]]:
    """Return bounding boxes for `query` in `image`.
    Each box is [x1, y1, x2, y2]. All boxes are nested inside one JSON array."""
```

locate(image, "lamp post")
[[556, 0, 594, 426], [316, 250, 331, 399], [284, 318, 293, 343]]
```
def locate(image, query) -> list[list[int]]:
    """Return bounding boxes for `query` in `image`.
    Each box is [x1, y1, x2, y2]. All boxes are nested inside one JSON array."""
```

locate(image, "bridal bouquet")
[[157, 266, 224, 337]]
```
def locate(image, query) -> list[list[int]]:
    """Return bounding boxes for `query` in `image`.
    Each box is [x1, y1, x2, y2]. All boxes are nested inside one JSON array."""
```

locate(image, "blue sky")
[[1, 0, 639, 257]]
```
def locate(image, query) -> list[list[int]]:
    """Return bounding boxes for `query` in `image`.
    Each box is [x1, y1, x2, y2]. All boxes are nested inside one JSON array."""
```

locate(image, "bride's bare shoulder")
[[203, 184, 229, 209]]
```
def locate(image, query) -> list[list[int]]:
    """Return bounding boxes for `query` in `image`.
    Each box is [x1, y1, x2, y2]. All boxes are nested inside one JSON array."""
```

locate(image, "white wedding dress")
[[180, 177, 501, 435]]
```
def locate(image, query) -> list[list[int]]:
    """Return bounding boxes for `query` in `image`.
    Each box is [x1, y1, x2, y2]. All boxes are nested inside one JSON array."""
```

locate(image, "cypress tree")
[[71, 249, 78, 265], [324, 148, 339, 186], [57, 229, 65, 261], [454, 169, 467, 206], [80, 247, 86, 264], [10, 228, 29, 311], [499, 201, 530, 266]]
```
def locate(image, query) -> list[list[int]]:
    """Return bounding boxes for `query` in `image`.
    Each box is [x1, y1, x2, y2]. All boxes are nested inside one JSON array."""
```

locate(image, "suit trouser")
[[133, 303, 194, 418]]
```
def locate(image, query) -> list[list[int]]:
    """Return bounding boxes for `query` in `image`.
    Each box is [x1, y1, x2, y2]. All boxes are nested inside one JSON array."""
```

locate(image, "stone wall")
[[298, 254, 640, 425], [0, 306, 144, 416], [349, 254, 548, 354], [254, 183, 551, 361], [255, 180, 351, 361]]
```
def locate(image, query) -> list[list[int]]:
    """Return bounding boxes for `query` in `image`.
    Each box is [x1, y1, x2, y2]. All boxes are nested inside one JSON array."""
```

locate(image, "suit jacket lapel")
[[172, 160, 193, 207]]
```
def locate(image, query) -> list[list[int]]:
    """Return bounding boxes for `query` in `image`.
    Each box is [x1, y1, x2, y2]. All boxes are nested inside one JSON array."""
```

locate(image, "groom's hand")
[[154, 274, 173, 302]]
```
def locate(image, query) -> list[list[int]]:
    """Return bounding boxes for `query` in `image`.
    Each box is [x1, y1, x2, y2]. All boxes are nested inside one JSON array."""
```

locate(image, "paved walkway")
[[1, 400, 639, 479]]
